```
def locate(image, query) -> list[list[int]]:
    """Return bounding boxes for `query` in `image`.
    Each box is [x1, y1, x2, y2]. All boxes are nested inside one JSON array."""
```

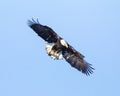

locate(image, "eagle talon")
[[53, 52, 58, 58], [46, 48, 58, 59]]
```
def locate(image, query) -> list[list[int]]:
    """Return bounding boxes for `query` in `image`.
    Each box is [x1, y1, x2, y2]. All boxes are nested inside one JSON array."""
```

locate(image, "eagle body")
[[28, 19, 94, 75], [45, 42, 63, 60]]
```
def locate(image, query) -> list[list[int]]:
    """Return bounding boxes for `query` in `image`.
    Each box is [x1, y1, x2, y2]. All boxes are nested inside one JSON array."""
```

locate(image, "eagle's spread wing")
[[28, 19, 60, 43], [28, 19, 94, 75], [62, 45, 94, 75]]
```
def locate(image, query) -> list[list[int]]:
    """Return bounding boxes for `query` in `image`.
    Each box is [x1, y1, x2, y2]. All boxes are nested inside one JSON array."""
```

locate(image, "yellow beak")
[[65, 44, 68, 48]]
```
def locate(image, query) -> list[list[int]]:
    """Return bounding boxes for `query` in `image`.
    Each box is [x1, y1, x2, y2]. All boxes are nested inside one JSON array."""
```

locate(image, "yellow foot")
[[53, 52, 58, 58]]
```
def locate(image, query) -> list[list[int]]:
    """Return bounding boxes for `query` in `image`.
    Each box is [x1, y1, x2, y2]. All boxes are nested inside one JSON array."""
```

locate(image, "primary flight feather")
[[28, 19, 94, 75]]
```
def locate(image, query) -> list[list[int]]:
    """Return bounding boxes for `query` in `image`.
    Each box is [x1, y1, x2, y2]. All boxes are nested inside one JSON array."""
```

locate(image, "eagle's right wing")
[[28, 19, 60, 43], [62, 45, 94, 75]]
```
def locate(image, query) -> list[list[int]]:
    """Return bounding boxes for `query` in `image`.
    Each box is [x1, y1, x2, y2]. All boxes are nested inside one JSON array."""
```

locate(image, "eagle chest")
[[52, 42, 62, 52], [45, 42, 63, 60]]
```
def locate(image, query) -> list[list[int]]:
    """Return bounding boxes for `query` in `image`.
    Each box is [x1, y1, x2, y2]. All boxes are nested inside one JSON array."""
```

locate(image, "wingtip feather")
[[82, 62, 95, 76], [27, 18, 40, 27]]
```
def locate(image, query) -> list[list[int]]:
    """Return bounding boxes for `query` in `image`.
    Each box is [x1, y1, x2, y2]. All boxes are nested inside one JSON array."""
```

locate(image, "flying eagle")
[[28, 19, 94, 75]]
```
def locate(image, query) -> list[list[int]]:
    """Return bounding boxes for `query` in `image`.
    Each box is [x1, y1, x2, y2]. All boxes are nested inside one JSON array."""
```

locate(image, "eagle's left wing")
[[62, 45, 94, 75], [28, 19, 60, 43]]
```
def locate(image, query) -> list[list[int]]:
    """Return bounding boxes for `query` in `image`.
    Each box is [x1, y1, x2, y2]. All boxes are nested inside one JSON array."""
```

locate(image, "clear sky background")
[[0, 0, 120, 96]]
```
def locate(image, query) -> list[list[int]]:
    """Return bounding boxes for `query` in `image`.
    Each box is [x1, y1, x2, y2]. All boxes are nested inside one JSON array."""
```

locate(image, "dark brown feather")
[[28, 19, 94, 75], [62, 45, 94, 75], [28, 19, 60, 43]]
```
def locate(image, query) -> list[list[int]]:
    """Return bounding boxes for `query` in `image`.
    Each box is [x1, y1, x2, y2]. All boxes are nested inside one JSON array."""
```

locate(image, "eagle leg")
[[48, 49, 58, 57], [48, 50, 54, 56]]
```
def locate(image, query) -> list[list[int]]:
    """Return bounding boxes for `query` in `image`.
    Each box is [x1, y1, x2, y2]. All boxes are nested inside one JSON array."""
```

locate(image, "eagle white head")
[[60, 39, 68, 48]]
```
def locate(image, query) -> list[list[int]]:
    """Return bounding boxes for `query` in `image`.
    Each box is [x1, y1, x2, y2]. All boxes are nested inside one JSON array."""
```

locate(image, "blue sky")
[[0, 0, 120, 96]]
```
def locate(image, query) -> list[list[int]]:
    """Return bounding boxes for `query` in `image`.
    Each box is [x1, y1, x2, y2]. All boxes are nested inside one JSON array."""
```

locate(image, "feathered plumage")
[[28, 19, 94, 75]]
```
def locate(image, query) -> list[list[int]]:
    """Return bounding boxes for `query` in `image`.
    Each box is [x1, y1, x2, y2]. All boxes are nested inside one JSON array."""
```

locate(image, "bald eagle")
[[28, 19, 94, 75]]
